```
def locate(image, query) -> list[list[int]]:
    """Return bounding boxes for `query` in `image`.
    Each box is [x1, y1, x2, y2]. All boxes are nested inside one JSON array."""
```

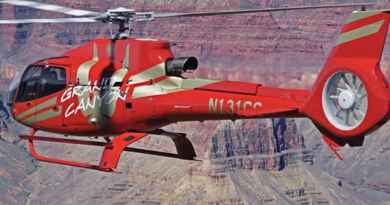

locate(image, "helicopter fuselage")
[[11, 38, 309, 136], [2, 0, 389, 171]]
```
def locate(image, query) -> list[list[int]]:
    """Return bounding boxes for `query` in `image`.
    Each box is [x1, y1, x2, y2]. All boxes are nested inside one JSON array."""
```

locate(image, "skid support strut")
[[24, 129, 146, 172]]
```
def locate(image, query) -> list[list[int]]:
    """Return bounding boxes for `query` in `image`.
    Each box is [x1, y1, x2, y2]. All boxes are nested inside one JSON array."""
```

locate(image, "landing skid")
[[19, 129, 199, 172]]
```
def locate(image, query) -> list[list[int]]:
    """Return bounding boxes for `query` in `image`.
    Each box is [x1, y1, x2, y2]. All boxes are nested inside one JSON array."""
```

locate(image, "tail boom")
[[147, 81, 310, 123]]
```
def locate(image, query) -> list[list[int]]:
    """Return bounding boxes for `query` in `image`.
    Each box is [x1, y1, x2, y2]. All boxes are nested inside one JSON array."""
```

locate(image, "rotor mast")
[[98, 8, 154, 39]]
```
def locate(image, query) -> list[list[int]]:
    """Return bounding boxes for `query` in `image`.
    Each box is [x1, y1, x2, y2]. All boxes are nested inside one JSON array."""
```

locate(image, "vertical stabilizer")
[[303, 10, 390, 143]]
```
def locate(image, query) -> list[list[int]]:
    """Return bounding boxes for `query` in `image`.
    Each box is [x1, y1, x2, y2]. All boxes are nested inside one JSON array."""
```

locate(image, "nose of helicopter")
[[7, 72, 22, 117]]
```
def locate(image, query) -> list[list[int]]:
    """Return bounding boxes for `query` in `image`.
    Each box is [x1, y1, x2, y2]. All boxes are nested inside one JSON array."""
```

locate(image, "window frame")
[[15, 65, 67, 102]]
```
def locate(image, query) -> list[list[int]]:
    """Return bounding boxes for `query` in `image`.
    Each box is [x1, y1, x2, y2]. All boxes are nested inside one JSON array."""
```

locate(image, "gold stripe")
[[107, 42, 112, 58], [132, 85, 170, 99], [23, 106, 62, 125], [336, 20, 384, 45], [123, 44, 130, 69], [82, 43, 129, 122], [102, 47, 131, 118], [344, 11, 381, 24], [132, 77, 218, 99], [76, 43, 99, 119], [154, 77, 182, 89], [92, 42, 98, 61], [77, 61, 98, 84], [15, 97, 57, 120], [103, 69, 129, 118], [110, 69, 128, 86], [128, 63, 166, 84], [77, 43, 99, 85], [181, 78, 218, 89]]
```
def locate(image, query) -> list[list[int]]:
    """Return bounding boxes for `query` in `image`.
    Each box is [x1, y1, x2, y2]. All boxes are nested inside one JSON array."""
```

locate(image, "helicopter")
[[0, 1, 386, 172]]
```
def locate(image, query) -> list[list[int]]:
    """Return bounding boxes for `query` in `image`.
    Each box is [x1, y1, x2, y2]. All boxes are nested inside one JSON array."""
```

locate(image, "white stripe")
[[0, 18, 97, 24]]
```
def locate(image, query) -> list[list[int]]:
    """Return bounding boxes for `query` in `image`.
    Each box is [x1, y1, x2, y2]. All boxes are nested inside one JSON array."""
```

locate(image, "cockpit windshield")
[[15, 65, 66, 102], [8, 71, 22, 106]]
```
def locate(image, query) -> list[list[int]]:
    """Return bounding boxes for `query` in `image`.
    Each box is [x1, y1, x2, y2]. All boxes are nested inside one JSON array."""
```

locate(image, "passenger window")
[[16, 65, 67, 102]]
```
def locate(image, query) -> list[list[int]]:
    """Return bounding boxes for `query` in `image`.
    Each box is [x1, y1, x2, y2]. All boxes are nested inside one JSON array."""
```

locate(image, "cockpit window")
[[16, 65, 67, 102], [40, 67, 66, 97], [8, 71, 23, 106]]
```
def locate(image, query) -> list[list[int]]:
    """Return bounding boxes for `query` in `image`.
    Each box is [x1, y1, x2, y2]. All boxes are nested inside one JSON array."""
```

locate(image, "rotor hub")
[[338, 90, 356, 110], [322, 71, 368, 131]]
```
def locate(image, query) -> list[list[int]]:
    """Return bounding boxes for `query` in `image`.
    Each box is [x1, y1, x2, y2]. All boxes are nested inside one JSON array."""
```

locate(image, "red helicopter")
[[0, 1, 386, 172]]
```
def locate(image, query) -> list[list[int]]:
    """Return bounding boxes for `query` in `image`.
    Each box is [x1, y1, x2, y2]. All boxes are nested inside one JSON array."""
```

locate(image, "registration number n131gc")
[[209, 98, 262, 114]]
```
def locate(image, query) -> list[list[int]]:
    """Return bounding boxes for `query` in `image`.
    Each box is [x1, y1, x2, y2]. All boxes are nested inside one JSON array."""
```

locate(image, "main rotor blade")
[[0, 18, 98, 24], [153, 3, 373, 18], [0, 0, 101, 17]]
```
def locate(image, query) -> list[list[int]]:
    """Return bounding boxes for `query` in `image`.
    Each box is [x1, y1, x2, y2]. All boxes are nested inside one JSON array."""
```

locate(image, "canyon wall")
[[1, 1, 390, 205]]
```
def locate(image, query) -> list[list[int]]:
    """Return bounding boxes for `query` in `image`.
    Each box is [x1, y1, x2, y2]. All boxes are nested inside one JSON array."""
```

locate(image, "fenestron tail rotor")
[[322, 72, 368, 131], [0, 1, 375, 38]]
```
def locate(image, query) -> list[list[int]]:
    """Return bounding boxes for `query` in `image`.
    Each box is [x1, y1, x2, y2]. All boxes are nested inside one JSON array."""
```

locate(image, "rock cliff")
[[1, 1, 390, 205]]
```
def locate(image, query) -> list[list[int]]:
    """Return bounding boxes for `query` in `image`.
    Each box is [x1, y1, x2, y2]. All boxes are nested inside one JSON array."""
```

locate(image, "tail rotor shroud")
[[322, 71, 368, 131], [303, 10, 390, 145]]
